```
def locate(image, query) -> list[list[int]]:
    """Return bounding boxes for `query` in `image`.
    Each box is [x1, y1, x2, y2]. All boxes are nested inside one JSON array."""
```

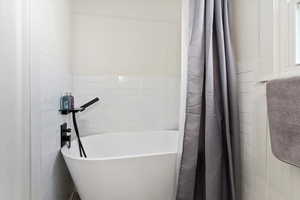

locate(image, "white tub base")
[[61, 131, 179, 200]]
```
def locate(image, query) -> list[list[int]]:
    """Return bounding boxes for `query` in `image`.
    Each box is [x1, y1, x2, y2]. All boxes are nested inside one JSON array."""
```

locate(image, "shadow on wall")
[[69, 192, 81, 200], [52, 152, 74, 200]]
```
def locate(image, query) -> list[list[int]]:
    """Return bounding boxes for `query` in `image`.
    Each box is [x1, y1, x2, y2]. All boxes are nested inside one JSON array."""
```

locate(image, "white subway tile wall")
[[71, 0, 182, 135], [73, 75, 181, 135]]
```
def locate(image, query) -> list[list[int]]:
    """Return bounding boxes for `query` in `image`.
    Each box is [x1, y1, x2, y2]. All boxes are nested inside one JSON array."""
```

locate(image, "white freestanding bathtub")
[[61, 131, 179, 200]]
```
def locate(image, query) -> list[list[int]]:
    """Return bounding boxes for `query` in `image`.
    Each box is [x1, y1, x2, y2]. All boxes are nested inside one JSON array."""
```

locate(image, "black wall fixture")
[[59, 97, 100, 115], [61, 123, 71, 148], [59, 97, 100, 158]]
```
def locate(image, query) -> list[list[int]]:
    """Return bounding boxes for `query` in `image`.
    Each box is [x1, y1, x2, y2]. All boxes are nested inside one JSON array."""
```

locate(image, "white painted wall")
[[232, 0, 300, 200], [0, 0, 29, 199], [30, 0, 73, 199], [71, 0, 182, 135]]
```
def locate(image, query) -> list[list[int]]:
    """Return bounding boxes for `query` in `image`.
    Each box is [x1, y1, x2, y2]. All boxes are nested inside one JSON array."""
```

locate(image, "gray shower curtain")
[[177, 0, 240, 200]]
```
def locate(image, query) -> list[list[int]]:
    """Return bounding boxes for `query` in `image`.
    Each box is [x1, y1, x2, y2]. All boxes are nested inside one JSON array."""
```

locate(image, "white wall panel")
[[233, 0, 300, 199], [30, 0, 73, 199], [0, 0, 27, 199]]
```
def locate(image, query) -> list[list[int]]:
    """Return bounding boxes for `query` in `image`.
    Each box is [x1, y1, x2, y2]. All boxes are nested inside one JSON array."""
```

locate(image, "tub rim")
[[61, 131, 179, 161]]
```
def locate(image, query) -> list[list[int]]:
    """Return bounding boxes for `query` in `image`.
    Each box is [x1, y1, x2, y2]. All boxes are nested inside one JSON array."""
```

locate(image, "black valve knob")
[[61, 123, 72, 148]]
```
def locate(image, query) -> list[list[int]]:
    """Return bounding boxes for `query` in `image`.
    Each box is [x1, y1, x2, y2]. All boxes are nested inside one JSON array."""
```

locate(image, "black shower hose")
[[72, 111, 87, 158]]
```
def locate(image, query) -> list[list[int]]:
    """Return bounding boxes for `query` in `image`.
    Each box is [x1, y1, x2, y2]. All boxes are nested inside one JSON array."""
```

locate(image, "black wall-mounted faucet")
[[59, 97, 100, 158]]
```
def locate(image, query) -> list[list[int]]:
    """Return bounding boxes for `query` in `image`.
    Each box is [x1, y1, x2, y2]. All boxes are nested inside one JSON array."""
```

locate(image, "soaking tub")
[[61, 131, 179, 200]]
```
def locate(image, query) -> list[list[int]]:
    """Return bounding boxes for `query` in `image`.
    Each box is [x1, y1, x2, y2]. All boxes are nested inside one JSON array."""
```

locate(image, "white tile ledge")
[[257, 74, 300, 84], [257, 75, 280, 83]]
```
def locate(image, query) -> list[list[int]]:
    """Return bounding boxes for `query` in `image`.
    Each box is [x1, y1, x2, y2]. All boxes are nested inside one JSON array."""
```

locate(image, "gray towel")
[[266, 77, 300, 167]]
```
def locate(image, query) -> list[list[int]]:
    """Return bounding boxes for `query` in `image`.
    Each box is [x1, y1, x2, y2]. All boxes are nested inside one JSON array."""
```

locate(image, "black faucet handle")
[[65, 128, 72, 133], [61, 123, 72, 148], [80, 97, 100, 111]]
